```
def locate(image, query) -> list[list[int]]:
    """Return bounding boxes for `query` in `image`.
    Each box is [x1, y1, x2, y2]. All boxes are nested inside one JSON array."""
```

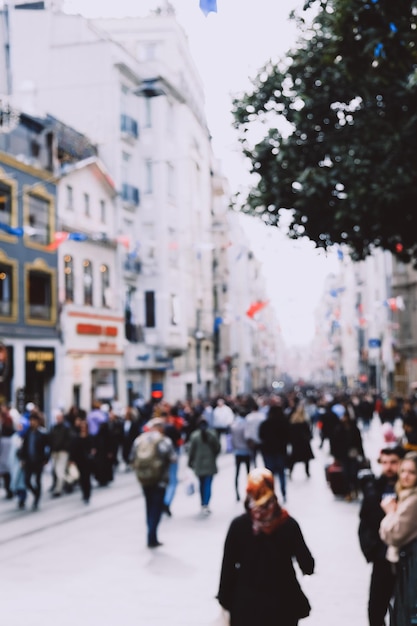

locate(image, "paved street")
[[0, 421, 386, 626]]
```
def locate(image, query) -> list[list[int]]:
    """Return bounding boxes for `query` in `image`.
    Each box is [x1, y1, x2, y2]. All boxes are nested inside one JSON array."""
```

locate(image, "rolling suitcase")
[[325, 461, 348, 496]]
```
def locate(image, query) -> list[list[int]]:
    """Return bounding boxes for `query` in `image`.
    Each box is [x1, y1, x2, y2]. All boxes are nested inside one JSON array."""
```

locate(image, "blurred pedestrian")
[[230, 407, 252, 501], [243, 396, 265, 467], [330, 404, 365, 501], [358, 445, 404, 626], [70, 418, 95, 504], [217, 467, 314, 625], [287, 401, 314, 479], [162, 406, 186, 516], [49, 408, 73, 497], [212, 398, 234, 452], [259, 403, 290, 502], [19, 411, 49, 510], [132, 417, 176, 548], [122, 407, 141, 468], [8, 422, 27, 509], [188, 417, 221, 515]]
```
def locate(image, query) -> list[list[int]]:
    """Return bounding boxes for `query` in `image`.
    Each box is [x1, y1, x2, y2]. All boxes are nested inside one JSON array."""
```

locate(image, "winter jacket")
[[188, 427, 220, 476], [217, 512, 314, 625]]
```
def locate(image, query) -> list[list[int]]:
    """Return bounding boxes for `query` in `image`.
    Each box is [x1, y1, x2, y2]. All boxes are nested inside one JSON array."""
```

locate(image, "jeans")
[[199, 475, 213, 506], [262, 452, 287, 500], [143, 485, 166, 545], [164, 460, 178, 507]]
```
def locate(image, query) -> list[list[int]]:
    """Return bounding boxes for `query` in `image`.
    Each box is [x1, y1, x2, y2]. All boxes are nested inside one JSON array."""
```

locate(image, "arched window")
[[64, 255, 74, 303], [83, 259, 93, 306]]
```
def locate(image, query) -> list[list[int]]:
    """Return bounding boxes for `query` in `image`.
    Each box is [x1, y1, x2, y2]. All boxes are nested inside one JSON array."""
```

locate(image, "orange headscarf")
[[246, 468, 289, 535]]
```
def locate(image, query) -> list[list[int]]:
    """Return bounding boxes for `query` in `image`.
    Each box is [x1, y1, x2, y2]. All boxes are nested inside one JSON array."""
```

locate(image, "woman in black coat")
[[217, 468, 314, 626], [287, 402, 314, 478]]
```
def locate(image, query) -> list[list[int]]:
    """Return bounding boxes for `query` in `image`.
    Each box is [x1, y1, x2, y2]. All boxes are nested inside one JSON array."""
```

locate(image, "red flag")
[[246, 300, 268, 318]]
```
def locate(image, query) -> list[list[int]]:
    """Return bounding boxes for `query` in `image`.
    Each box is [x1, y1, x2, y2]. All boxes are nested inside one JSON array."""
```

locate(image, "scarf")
[[247, 494, 289, 535]]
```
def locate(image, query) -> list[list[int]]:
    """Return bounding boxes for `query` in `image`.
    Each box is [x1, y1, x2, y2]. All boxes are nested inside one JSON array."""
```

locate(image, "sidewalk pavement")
[[0, 419, 386, 626]]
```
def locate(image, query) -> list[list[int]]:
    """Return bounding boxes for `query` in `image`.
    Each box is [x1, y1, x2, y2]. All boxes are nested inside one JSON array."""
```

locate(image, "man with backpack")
[[132, 417, 176, 548]]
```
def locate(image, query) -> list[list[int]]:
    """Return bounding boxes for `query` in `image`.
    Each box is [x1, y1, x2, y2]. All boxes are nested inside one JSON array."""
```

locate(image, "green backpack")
[[133, 432, 165, 487]]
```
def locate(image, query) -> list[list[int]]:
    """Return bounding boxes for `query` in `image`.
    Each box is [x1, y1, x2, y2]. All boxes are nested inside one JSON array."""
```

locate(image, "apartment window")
[[27, 192, 51, 245], [84, 193, 90, 217], [170, 293, 180, 326], [83, 259, 93, 306], [28, 269, 52, 321], [144, 98, 152, 128], [0, 182, 12, 226], [66, 185, 73, 210], [64, 255, 74, 303], [100, 264, 110, 308], [0, 262, 13, 317], [145, 160, 153, 194], [145, 290, 155, 328], [100, 200, 106, 223]]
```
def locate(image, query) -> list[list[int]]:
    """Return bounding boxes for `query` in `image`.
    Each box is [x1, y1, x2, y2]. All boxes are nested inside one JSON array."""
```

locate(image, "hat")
[[331, 403, 346, 419], [146, 417, 166, 430], [25, 402, 35, 412], [246, 468, 276, 506]]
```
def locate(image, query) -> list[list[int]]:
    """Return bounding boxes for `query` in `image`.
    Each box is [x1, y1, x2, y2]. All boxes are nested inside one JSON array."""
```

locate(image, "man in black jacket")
[[358, 445, 404, 626], [20, 411, 50, 510]]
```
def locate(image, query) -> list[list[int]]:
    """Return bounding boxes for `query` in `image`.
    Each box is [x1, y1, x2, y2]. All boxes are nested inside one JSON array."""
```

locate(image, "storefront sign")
[[25, 347, 55, 376]]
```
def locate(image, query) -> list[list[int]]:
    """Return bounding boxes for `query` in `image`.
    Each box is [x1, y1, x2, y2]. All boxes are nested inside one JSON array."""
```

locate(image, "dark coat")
[[19, 427, 49, 467], [288, 422, 314, 464], [330, 419, 364, 462], [359, 474, 396, 562], [217, 513, 314, 625], [258, 408, 290, 456]]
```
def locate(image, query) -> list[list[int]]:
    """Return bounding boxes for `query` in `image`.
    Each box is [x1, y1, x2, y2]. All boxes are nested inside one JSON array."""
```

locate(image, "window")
[[28, 269, 53, 321], [66, 185, 73, 210], [27, 193, 51, 245], [84, 193, 90, 217], [145, 291, 155, 328], [144, 98, 152, 128], [64, 255, 74, 303], [100, 200, 106, 223], [100, 264, 110, 308], [0, 182, 12, 226], [0, 262, 13, 317], [83, 259, 93, 306], [170, 294, 180, 326], [144, 160, 153, 194]]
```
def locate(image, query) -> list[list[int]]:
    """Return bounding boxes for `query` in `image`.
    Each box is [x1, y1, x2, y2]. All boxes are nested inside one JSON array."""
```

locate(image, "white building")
[[56, 156, 125, 411]]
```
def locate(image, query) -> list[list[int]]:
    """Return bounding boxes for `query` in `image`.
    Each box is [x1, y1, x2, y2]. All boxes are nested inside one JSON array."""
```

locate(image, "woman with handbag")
[[379, 452, 417, 625], [217, 467, 314, 625]]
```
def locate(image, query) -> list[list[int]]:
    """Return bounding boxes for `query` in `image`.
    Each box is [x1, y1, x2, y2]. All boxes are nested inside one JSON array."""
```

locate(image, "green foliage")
[[233, 0, 417, 262]]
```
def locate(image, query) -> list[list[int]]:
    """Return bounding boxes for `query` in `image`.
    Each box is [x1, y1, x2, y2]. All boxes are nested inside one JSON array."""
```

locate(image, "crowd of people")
[[1, 388, 417, 624]]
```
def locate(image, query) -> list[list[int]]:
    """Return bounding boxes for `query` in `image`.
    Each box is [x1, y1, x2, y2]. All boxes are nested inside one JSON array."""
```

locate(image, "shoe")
[[52, 492, 61, 498], [163, 504, 172, 517], [202, 506, 211, 515], [32, 502, 39, 511], [18, 501, 25, 510], [148, 541, 163, 548]]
